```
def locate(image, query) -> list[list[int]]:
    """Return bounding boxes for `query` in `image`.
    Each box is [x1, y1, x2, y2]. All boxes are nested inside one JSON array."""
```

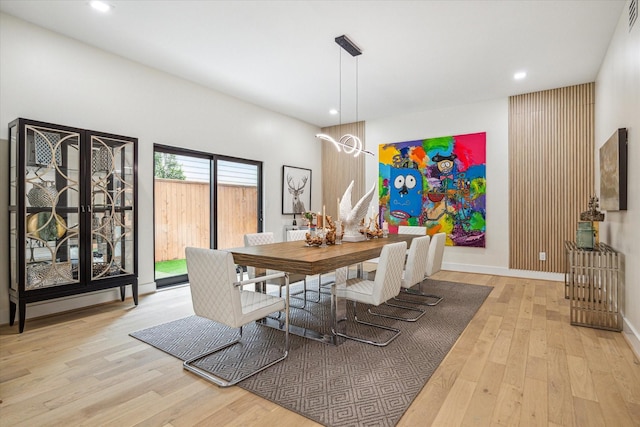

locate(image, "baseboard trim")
[[442, 262, 565, 282], [622, 317, 640, 360], [0, 281, 156, 327]]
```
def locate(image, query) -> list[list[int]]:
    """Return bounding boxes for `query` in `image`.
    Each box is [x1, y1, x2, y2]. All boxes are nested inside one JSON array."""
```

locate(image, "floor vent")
[[631, 0, 638, 32]]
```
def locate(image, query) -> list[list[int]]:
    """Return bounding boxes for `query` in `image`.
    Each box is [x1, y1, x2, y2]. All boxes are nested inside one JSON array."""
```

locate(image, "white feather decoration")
[[339, 181, 376, 241]]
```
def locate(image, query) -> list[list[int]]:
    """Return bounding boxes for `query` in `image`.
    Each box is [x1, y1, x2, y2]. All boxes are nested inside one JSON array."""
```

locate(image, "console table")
[[564, 241, 621, 331]]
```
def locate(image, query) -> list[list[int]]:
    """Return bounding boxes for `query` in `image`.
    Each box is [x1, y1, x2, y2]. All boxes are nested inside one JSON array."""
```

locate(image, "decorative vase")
[[92, 146, 112, 174], [93, 214, 102, 243], [305, 228, 323, 246], [27, 181, 57, 207], [26, 213, 66, 240], [576, 221, 595, 250], [334, 220, 343, 245]]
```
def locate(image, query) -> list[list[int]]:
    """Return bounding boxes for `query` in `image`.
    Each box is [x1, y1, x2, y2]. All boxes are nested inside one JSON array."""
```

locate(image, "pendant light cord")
[[355, 56, 359, 124], [339, 46, 342, 129], [338, 45, 359, 127], [315, 35, 373, 157]]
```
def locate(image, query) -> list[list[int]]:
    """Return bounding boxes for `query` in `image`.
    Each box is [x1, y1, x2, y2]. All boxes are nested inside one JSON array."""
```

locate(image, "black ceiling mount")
[[335, 35, 362, 57]]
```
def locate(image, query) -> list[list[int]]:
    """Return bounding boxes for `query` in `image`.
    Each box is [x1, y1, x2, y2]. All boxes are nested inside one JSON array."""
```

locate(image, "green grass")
[[155, 258, 187, 279]]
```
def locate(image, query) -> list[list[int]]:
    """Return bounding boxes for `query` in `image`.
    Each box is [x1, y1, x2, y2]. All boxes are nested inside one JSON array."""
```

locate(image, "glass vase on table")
[[334, 220, 343, 245]]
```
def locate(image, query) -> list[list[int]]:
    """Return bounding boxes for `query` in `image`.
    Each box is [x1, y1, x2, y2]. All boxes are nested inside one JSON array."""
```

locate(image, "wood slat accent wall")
[[320, 121, 366, 219], [509, 83, 594, 273], [154, 179, 257, 260]]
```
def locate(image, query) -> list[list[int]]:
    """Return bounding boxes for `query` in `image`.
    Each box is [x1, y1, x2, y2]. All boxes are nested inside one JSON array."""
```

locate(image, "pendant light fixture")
[[316, 35, 373, 157]]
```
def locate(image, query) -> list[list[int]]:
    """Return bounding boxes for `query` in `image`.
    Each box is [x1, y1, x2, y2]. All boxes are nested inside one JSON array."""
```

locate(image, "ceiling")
[[0, 1, 625, 128]]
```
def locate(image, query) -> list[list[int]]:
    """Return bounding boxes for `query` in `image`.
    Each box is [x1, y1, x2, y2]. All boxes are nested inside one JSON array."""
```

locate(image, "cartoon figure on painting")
[[389, 166, 423, 220], [432, 152, 457, 190]]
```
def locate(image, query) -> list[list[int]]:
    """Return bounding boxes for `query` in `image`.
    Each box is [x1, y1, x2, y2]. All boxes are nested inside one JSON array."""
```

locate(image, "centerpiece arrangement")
[[359, 213, 384, 239], [301, 179, 391, 247], [302, 211, 342, 246]]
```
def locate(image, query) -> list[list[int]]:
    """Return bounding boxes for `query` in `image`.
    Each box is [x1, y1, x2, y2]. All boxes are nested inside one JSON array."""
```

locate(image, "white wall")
[[594, 1, 640, 351], [364, 99, 552, 279], [1, 7, 635, 339], [0, 13, 321, 323]]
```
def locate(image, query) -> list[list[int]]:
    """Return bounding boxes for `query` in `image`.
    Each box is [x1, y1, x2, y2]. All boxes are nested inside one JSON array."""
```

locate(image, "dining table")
[[227, 233, 415, 345]]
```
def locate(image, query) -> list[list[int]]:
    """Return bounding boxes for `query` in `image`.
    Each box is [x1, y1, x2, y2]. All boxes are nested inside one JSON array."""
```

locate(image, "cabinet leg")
[[120, 286, 125, 301], [133, 283, 139, 305], [19, 302, 26, 333], [9, 301, 17, 326]]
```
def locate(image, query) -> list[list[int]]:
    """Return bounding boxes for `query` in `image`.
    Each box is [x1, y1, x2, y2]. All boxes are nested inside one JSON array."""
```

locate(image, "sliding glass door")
[[154, 145, 261, 287], [216, 159, 262, 249]]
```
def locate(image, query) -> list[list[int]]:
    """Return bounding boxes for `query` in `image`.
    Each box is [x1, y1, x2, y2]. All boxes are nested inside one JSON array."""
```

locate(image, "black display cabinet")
[[7, 118, 138, 332]]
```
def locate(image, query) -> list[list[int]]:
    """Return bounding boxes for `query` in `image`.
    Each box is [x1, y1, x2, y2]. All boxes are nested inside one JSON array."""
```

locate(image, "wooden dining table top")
[[227, 234, 414, 275]]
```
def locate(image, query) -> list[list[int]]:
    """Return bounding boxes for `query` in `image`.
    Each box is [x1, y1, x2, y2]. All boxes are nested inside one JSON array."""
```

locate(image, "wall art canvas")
[[282, 165, 311, 215], [379, 132, 486, 247], [599, 128, 628, 211]]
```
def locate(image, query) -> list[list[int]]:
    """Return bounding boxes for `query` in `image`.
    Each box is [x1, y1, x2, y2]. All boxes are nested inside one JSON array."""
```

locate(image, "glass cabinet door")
[[23, 124, 81, 290], [90, 134, 135, 281], [9, 124, 18, 292]]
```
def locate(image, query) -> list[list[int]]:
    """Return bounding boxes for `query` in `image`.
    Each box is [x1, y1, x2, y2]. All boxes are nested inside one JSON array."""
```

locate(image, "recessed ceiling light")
[[514, 71, 527, 80], [90, 1, 112, 13], [329, 109, 339, 115]]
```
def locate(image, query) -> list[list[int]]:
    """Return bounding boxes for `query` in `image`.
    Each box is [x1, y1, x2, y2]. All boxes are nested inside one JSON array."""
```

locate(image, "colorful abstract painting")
[[379, 132, 486, 247]]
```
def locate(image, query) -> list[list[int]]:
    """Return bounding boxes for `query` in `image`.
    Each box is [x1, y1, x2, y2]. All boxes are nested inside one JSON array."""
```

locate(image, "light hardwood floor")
[[1, 271, 639, 426]]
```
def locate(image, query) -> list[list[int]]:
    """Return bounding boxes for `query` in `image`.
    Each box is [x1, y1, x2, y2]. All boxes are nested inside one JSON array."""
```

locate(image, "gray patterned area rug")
[[130, 279, 492, 427]]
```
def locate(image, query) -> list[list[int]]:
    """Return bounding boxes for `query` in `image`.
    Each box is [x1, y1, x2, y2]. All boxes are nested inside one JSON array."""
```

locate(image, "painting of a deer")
[[287, 174, 307, 213]]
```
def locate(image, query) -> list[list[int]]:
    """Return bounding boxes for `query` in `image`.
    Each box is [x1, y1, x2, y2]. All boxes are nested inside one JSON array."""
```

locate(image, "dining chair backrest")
[[185, 247, 242, 328], [397, 225, 427, 235], [287, 229, 307, 242], [244, 232, 275, 246], [372, 241, 408, 305], [402, 235, 431, 289], [243, 232, 276, 280], [243, 231, 306, 287], [425, 232, 446, 277]]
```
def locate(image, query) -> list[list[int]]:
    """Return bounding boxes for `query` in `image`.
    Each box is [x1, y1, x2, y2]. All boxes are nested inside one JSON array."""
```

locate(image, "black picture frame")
[[599, 128, 628, 211], [282, 165, 311, 215]]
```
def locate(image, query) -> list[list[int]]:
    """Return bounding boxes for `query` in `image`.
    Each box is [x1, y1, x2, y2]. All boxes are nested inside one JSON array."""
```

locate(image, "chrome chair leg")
[[368, 300, 426, 322], [277, 278, 307, 309], [183, 320, 289, 387], [394, 281, 443, 306], [331, 301, 401, 347], [307, 274, 334, 303]]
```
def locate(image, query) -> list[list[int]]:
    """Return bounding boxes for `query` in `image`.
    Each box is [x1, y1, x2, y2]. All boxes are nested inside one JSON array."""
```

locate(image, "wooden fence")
[[154, 179, 257, 261]]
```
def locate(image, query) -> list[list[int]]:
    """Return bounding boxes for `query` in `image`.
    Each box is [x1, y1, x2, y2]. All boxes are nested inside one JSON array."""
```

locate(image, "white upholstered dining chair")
[[370, 235, 431, 321], [286, 229, 308, 242], [243, 232, 308, 308], [331, 241, 407, 347], [362, 225, 426, 276], [422, 231, 446, 304], [396, 231, 445, 306], [183, 247, 289, 387]]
